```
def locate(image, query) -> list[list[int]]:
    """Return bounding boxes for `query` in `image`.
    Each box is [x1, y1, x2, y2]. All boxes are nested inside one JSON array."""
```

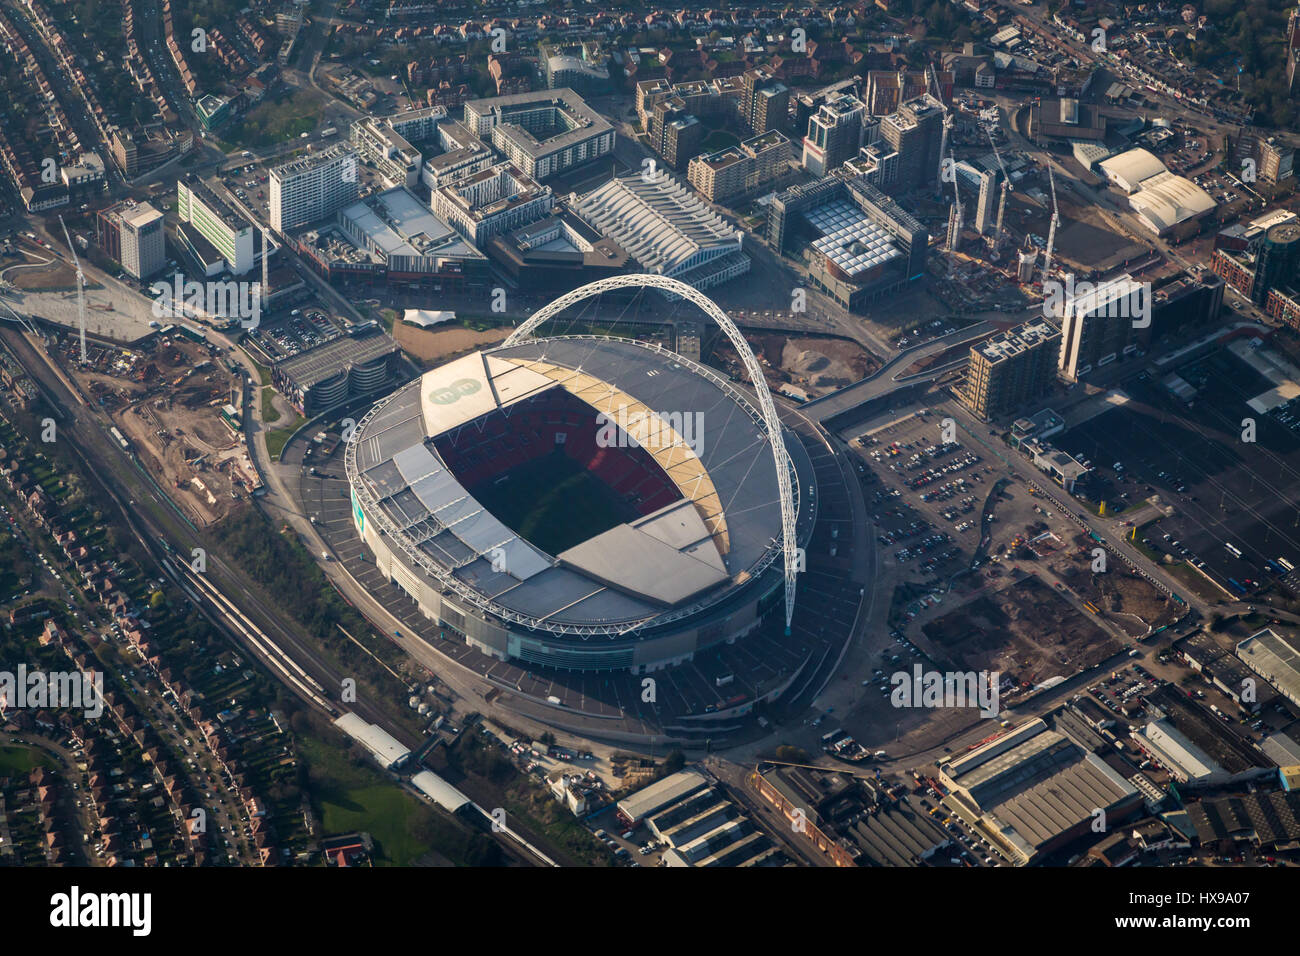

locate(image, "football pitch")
[[470, 451, 638, 555]]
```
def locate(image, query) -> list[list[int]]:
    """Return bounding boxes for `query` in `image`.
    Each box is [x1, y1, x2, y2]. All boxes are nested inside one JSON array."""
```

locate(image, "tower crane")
[[1043, 165, 1060, 286], [946, 149, 963, 251], [928, 63, 953, 192], [59, 215, 87, 364], [985, 128, 1012, 252]]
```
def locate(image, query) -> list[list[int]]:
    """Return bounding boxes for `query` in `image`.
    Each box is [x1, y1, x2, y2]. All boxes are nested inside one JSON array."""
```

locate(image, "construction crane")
[[1043, 165, 1060, 287], [946, 149, 963, 251], [59, 215, 87, 364], [985, 128, 1012, 251], [927, 63, 953, 192]]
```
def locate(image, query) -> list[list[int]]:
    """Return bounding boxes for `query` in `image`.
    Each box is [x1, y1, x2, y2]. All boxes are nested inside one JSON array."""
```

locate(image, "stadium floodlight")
[[506, 273, 801, 632]]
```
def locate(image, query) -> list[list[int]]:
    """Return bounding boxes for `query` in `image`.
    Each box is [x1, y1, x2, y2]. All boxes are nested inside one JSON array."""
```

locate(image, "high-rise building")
[[269, 144, 360, 233], [878, 94, 945, 193], [960, 319, 1061, 420], [652, 99, 706, 170], [1055, 275, 1149, 382], [96, 200, 165, 280], [863, 70, 948, 116], [802, 93, 865, 177], [741, 68, 790, 134], [176, 175, 256, 275], [973, 166, 999, 235]]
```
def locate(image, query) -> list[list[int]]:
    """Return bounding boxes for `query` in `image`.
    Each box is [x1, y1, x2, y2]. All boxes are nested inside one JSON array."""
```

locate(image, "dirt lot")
[[1050, 530, 1180, 638], [69, 336, 249, 527], [921, 573, 1123, 686], [718, 331, 880, 398], [393, 321, 511, 365]]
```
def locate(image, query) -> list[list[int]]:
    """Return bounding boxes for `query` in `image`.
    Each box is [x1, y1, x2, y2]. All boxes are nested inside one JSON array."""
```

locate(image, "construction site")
[[716, 331, 881, 400], [63, 330, 257, 527]]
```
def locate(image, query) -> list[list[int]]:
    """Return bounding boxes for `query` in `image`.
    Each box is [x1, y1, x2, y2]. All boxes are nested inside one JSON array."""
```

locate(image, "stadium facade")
[[345, 321, 812, 673]]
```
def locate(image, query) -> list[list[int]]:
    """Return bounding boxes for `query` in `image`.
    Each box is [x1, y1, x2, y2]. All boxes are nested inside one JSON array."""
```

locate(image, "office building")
[[767, 175, 926, 312], [463, 89, 614, 181], [269, 144, 360, 233], [960, 318, 1060, 420], [96, 200, 165, 280], [176, 175, 256, 275], [1054, 274, 1148, 382]]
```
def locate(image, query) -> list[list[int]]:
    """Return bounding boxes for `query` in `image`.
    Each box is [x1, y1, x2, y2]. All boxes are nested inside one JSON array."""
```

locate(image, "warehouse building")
[[615, 769, 709, 828], [1238, 628, 1300, 711], [939, 718, 1143, 865], [333, 712, 411, 769]]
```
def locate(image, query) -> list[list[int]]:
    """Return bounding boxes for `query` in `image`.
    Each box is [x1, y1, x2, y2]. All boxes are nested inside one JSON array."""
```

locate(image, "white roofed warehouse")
[[571, 174, 750, 293]]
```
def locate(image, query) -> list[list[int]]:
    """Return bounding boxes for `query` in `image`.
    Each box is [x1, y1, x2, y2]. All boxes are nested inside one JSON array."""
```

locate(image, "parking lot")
[[1054, 345, 1300, 598], [249, 307, 344, 361]]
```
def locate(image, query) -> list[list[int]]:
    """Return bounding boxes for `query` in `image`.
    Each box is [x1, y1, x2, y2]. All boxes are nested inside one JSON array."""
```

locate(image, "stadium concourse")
[[284, 296, 865, 740]]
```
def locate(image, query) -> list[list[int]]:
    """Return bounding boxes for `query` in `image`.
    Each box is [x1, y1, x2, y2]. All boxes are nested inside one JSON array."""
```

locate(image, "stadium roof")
[[348, 338, 785, 631], [573, 174, 741, 277]]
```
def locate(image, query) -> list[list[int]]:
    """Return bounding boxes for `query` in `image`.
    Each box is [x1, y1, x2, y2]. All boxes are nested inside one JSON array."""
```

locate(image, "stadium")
[[344, 276, 814, 673]]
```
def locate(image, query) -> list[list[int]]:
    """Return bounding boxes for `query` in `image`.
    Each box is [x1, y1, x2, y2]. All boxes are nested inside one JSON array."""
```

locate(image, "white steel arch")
[[505, 273, 800, 631]]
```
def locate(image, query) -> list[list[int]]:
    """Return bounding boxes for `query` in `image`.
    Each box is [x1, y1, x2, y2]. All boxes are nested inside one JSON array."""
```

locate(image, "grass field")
[[0, 745, 57, 776], [265, 414, 306, 460], [301, 736, 468, 866], [469, 451, 636, 554]]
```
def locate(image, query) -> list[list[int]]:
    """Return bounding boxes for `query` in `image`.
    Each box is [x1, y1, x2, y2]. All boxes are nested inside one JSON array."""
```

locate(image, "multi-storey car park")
[[344, 276, 812, 673]]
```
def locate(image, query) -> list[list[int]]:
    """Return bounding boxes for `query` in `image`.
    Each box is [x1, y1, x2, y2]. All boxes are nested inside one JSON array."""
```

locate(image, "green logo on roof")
[[429, 378, 482, 405]]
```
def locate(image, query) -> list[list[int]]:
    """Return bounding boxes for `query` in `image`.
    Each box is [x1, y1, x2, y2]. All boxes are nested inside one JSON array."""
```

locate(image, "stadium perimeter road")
[[269, 391, 870, 750]]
